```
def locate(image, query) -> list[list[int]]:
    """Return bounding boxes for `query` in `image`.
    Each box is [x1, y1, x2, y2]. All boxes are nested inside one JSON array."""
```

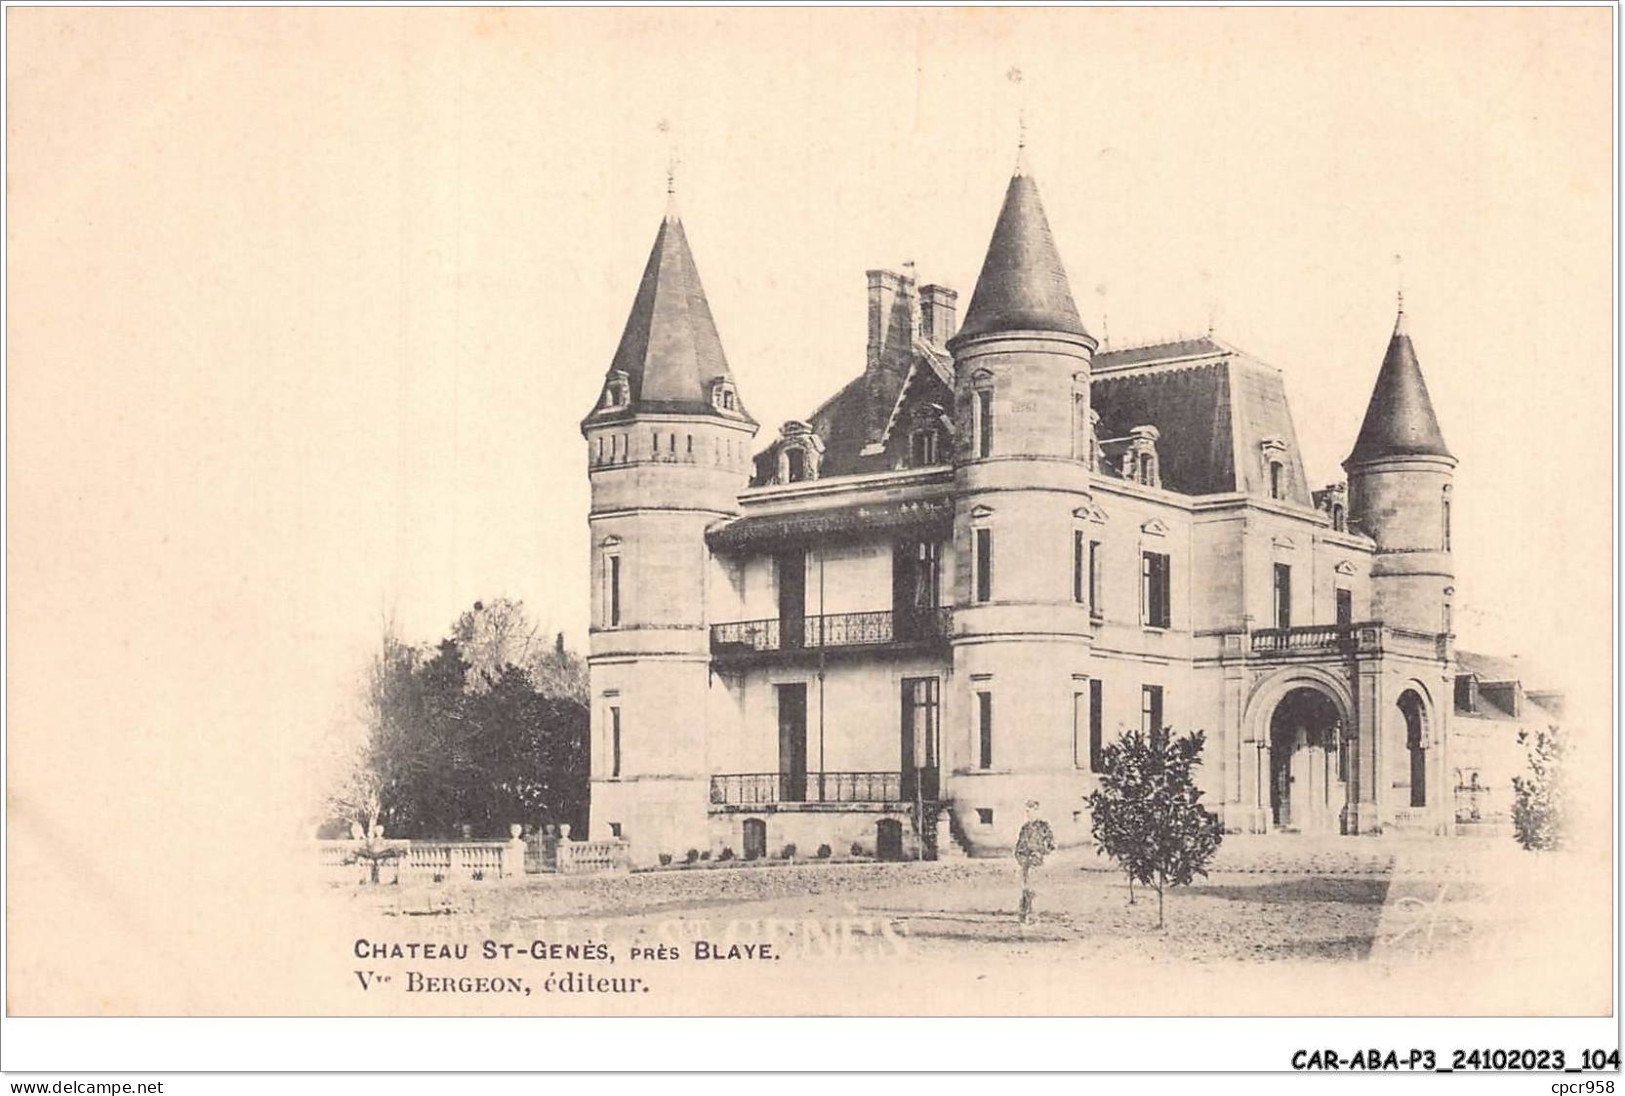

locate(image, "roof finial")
[[1007, 66, 1028, 176], [1393, 252, 1408, 334], [658, 117, 680, 219]]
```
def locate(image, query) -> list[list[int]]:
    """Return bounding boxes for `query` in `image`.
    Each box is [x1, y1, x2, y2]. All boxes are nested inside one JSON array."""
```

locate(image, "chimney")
[[920, 284, 958, 349], [866, 270, 904, 367]]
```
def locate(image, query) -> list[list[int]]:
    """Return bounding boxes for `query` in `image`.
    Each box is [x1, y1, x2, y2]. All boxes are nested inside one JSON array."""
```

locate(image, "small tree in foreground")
[[1088, 727, 1223, 929], [1511, 724, 1568, 852], [1014, 807, 1055, 924]]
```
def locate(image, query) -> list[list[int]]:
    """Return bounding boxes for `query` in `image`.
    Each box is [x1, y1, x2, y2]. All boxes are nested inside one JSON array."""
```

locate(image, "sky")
[[7, 8, 1613, 850]]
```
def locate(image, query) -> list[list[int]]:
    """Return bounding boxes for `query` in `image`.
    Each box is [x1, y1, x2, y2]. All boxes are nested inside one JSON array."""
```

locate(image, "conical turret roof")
[[953, 167, 1090, 345], [1346, 307, 1452, 464], [589, 201, 751, 423]]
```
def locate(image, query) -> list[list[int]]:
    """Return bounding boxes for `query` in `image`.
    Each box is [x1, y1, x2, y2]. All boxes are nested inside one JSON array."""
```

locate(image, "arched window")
[[786, 448, 807, 483]]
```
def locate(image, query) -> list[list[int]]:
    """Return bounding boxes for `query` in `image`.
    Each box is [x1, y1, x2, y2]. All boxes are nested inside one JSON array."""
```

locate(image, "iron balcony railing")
[[710, 608, 952, 655], [709, 771, 909, 806]]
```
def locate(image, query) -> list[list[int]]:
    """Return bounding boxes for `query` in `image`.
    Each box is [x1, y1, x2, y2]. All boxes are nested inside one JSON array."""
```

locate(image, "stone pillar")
[[1348, 661, 1384, 834]]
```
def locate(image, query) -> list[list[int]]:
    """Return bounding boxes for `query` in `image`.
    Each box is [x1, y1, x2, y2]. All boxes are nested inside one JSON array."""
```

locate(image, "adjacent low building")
[[578, 156, 1535, 867]]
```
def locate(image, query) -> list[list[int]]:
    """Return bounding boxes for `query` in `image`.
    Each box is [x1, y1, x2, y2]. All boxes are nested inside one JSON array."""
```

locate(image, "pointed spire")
[[952, 166, 1090, 345], [589, 198, 751, 424], [1346, 300, 1451, 464]]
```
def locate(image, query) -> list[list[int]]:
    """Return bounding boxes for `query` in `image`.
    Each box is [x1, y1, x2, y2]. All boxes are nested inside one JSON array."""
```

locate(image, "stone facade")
[[578, 165, 1521, 869]]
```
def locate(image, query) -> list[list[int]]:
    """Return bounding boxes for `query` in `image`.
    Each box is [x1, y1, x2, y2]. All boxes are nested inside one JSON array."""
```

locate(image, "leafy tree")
[[325, 627, 427, 841], [1087, 726, 1223, 929], [324, 603, 590, 843], [1511, 724, 1568, 852], [1014, 809, 1055, 924]]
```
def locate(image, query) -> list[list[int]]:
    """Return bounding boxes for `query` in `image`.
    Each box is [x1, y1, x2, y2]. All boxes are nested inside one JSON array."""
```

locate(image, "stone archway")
[[1268, 688, 1347, 833], [1396, 688, 1429, 810], [1244, 669, 1356, 835]]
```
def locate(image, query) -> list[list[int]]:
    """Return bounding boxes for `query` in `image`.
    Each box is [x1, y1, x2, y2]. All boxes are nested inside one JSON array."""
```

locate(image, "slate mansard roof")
[[753, 333, 1317, 505]]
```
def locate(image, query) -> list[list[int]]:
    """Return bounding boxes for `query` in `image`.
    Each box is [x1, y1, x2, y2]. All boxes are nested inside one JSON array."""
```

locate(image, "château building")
[[579, 154, 1523, 867]]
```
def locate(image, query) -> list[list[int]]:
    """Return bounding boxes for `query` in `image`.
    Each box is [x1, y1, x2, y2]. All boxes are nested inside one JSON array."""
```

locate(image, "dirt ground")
[[348, 834, 1563, 965]]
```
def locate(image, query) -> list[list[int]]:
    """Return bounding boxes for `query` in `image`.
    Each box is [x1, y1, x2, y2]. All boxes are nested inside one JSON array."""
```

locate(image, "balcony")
[[1249, 622, 1449, 661], [709, 608, 953, 666], [710, 770, 933, 809]]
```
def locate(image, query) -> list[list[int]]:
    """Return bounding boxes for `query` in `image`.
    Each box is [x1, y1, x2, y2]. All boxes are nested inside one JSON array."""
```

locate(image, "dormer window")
[[1121, 425, 1161, 488], [709, 376, 738, 414], [601, 370, 631, 411], [775, 421, 823, 485], [910, 428, 940, 467], [1315, 481, 1349, 531], [906, 403, 947, 468], [1260, 437, 1289, 501]]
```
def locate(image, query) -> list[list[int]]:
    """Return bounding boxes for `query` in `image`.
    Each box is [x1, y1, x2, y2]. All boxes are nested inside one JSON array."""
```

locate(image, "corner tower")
[[945, 157, 1099, 853], [1343, 301, 1456, 637], [580, 191, 757, 865]]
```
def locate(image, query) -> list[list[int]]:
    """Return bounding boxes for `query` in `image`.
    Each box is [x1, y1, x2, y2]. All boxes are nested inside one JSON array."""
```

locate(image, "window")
[[1441, 492, 1452, 551], [609, 706, 622, 778], [1442, 600, 1452, 635], [977, 691, 993, 769], [1089, 540, 1102, 617], [1141, 551, 1170, 628], [1073, 531, 1086, 604], [976, 808, 994, 825], [1090, 679, 1104, 773], [1269, 461, 1284, 500], [607, 554, 622, 627], [1335, 587, 1353, 627], [1072, 687, 1087, 768], [1141, 684, 1164, 736], [608, 822, 623, 838], [975, 527, 993, 603], [1332, 503, 1347, 532], [976, 388, 994, 458], [1273, 563, 1292, 630], [910, 428, 940, 466], [722, 390, 735, 410], [786, 447, 807, 483]]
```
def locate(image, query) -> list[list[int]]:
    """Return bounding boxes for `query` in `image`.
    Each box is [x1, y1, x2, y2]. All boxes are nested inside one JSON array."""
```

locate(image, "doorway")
[[777, 684, 808, 802], [742, 818, 768, 861], [900, 677, 941, 801], [777, 549, 806, 649], [1268, 687, 1346, 833], [876, 818, 904, 861]]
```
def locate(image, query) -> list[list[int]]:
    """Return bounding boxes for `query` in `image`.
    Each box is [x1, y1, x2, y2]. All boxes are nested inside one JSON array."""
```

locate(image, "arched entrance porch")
[[1268, 687, 1348, 833]]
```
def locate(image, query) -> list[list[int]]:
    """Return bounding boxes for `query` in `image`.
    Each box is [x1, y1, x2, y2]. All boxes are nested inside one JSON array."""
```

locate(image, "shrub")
[[700, 850, 712, 861], [471, 870, 484, 882], [718, 847, 735, 862], [850, 842, 866, 858], [685, 848, 700, 864], [1088, 726, 1223, 929], [816, 843, 832, 859], [1512, 725, 1568, 851], [658, 853, 673, 867], [781, 843, 797, 860]]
